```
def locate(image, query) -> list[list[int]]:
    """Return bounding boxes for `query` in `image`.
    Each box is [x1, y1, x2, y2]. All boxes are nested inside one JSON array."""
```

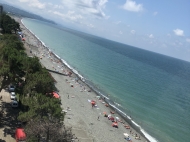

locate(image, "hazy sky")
[[2, 0, 190, 61]]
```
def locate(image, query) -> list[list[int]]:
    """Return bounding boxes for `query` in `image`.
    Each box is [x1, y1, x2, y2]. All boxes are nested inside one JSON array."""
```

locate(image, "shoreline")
[[13, 16, 155, 142]]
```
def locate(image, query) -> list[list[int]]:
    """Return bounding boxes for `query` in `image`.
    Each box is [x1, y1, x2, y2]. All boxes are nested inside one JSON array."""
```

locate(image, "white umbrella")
[[123, 133, 129, 138]]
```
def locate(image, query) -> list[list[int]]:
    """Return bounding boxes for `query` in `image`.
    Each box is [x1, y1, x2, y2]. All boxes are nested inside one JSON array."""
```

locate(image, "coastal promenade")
[[13, 16, 148, 142]]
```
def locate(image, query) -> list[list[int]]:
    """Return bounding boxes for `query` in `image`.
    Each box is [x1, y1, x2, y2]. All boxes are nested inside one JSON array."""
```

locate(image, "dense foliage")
[[0, 14, 73, 141], [0, 12, 20, 33]]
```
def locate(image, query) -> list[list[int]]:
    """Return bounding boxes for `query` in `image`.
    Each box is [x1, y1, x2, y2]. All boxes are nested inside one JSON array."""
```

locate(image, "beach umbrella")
[[109, 116, 115, 121], [15, 128, 26, 141], [52, 92, 60, 99], [112, 122, 118, 127], [123, 133, 129, 138], [115, 117, 120, 121]]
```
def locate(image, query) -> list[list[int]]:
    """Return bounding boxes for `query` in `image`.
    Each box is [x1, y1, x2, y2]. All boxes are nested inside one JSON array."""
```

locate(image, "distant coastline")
[[1, 3, 56, 24]]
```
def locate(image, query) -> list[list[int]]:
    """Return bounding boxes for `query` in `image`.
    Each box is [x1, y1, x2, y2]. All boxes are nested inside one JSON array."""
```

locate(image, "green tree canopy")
[[0, 34, 25, 82], [25, 119, 73, 142], [22, 57, 42, 74], [0, 13, 20, 34], [18, 93, 63, 122], [23, 68, 55, 95], [0, 14, 68, 140]]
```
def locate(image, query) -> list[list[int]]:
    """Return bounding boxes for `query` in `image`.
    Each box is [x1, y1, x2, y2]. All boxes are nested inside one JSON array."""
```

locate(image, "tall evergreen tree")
[[18, 93, 63, 122]]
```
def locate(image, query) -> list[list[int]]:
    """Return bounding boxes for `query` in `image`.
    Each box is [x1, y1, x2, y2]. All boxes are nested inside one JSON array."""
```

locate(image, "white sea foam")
[[97, 92, 109, 100], [131, 119, 158, 142], [54, 53, 61, 60], [114, 102, 121, 107], [21, 19, 45, 47], [141, 129, 158, 142], [41, 41, 46, 47], [109, 102, 158, 142]]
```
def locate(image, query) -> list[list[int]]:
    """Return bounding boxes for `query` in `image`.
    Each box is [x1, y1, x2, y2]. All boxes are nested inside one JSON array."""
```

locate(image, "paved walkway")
[[0, 89, 18, 142]]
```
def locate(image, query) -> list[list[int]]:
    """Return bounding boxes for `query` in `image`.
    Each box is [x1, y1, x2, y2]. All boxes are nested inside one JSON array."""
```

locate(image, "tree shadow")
[[0, 139, 6, 142], [0, 101, 20, 139]]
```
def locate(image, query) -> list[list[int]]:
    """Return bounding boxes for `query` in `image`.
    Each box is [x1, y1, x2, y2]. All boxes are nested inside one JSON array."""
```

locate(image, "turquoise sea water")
[[22, 18, 190, 142]]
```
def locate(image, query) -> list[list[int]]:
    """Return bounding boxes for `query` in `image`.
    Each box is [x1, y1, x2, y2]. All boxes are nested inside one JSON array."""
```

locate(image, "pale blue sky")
[[2, 0, 190, 61]]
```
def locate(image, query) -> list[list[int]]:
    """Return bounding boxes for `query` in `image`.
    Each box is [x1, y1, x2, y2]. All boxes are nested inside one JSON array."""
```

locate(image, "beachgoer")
[[125, 125, 130, 129], [97, 116, 100, 121], [135, 135, 141, 140], [68, 95, 69, 99], [91, 103, 95, 108], [105, 103, 109, 107], [110, 111, 115, 114]]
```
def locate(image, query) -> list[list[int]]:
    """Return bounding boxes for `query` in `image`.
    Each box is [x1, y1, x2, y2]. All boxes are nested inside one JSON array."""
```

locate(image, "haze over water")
[[22, 18, 190, 142]]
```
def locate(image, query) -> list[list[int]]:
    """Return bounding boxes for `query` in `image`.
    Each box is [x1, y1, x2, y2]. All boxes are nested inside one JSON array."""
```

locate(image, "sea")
[[22, 18, 190, 142]]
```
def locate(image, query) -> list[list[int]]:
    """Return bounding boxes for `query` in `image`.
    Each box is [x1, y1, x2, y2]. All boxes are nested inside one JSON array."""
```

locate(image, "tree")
[[23, 69, 55, 95], [25, 119, 74, 142], [0, 34, 27, 92], [22, 56, 42, 74], [0, 61, 10, 91], [18, 93, 68, 141], [0, 13, 20, 34], [0, 14, 74, 142], [0, 44, 24, 81], [18, 93, 64, 122]]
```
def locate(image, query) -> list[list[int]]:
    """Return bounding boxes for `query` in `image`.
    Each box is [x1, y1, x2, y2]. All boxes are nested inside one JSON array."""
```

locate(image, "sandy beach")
[[13, 16, 148, 142]]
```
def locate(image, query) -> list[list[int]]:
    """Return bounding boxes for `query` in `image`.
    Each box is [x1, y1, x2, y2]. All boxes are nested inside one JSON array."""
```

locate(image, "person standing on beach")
[[97, 116, 100, 121]]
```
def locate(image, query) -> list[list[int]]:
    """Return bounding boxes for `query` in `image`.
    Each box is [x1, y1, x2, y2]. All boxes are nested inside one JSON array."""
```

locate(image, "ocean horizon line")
[[22, 17, 190, 63]]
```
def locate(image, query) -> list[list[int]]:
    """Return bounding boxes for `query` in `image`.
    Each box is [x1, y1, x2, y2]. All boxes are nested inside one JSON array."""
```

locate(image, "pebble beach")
[[13, 16, 148, 142]]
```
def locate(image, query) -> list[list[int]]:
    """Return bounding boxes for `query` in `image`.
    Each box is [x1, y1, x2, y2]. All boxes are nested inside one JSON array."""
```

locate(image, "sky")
[[1, 0, 190, 62]]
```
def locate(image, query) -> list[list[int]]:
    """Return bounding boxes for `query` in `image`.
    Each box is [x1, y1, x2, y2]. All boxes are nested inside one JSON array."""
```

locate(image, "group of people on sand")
[[36, 45, 143, 141], [91, 95, 142, 141], [129, 130, 141, 140]]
